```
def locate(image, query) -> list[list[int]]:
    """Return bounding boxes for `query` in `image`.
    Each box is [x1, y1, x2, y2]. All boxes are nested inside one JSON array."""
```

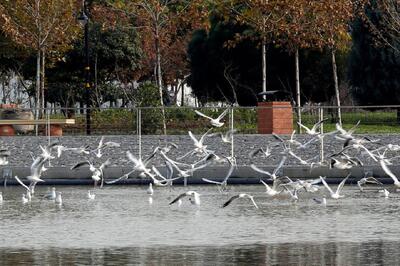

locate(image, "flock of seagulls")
[[0, 108, 399, 209]]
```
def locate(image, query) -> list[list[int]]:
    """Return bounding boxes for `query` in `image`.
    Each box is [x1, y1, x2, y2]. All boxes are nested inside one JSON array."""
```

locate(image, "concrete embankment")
[[0, 134, 399, 185]]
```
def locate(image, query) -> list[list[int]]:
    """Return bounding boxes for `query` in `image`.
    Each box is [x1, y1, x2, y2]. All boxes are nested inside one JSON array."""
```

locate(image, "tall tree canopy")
[[349, 1, 400, 105]]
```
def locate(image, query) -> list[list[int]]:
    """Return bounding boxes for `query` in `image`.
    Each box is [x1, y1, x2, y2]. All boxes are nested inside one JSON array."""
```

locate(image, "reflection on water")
[[1, 185, 400, 265], [1, 242, 400, 265]]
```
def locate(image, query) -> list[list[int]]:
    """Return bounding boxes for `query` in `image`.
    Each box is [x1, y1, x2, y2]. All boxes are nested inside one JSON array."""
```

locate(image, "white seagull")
[[251, 156, 287, 180], [222, 193, 259, 209], [169, 191, 201, 206], [71, 159, 110, 187], [297, 118, 328, 135], [209, 129, 237, 144], [147, 183, 154, 195], [313, 197, 327, 205], [202, 162, 235, 192], [194, 108, 229, 127], [22, 193, 29, 204], [379, 159, 400, 188], [357, 175, 383, 192], [44, 187, 56, 200], [260, 179, 283, 197], [0, 149, 10, 165], [178, 129, 214, 159], [320, 175, 349, 199], [336, 120, 360, 140], [87, 190, 96, 200], [55, 192, 62, 205], [91, 136, 120, 158]]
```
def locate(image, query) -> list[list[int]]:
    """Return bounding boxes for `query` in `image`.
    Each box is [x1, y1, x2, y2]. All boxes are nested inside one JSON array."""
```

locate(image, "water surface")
[[1, 185, 399, 265]]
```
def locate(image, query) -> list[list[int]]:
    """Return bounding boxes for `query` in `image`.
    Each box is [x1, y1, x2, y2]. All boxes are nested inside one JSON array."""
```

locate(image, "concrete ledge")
[[1, 165, 398, 186]]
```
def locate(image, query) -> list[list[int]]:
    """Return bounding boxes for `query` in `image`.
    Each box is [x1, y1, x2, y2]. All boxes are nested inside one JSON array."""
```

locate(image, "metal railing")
[[0, 105, 399, 136]]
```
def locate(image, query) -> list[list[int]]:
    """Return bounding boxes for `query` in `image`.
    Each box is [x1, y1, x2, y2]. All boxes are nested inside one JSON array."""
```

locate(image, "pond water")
[[0, 185, 399, 265]]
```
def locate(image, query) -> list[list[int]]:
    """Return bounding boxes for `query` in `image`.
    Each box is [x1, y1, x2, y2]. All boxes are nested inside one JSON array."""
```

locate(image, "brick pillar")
[[257, 101, 293, 134]]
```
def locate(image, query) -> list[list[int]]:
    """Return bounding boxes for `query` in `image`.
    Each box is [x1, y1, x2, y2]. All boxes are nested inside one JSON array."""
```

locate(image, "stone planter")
[[0, 109, 34, 133], [0, 125, 15, 136], [257, 101, 293, 134]]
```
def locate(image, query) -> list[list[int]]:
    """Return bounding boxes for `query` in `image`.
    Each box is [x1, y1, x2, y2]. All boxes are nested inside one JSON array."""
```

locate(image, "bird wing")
[[365, 176, 383, 185], [105, 169, 136, 184], [273, 156, 287, 176], [312, 118, 328, 131], [222, 164, 235, 183], [202, 178, 222, 185], [359, 145, 378, 162], [248, 195, 259, 209], [126, 151, 141, 166], [165, 161, 174, 179], [313, 198, 323, 204], [48, 141, 60, 149], [169, 193, 189, 205], [309, 178, 322, 185], [288, 150, 306, 164], [272, 133, 285, 143], [104, 141, 120, 148], [222, 195, 240, 208], [31, 156, 44, 170], [176, 149, 196, 160], [320, 176, 334, 195], [335, 123, 347, 135], [189, 162, 210, 174], [348, 120, 361, 134], [199, 128, 213, 144], [297, 121, 311, 132], [249, 148, 263, 158], [97, 136, 104, 149], [143, 149, 158, 166], [380, 160, 399, 183], [260, 179, 271, 190], [226, 129, 237, 138], [152, 166, 167, 180], [251, 164, 272, 177], [71, 161, 90, 170], [14, 176, 30, 192], [100, 159, 110, 170], [337, 174, 350, 194], [290, 130, 296, 141], [194, 110, 213, 120], [300, 136, 319, 148], [217, 108, 229, 120], [188, 131, 199, 145]]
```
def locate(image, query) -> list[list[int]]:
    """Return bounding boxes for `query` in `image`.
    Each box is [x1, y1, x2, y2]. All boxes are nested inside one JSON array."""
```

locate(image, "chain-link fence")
[[0, 105, 400, 136]]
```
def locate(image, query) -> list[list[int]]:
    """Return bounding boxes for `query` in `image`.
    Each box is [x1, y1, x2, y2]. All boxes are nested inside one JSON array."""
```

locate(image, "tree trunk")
[[331, 50, 342, 125], [181, 81, 185, 106], [262, 37, 267, 101], [35, 49, 41, 135], [41, 49, 45, 117], [295, 48, 302, 133], [155, 28, 167, 135], [94, 53, 101, 108]]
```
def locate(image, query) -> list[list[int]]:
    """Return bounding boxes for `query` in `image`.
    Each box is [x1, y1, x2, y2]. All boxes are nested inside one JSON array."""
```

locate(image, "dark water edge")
[[1, 241, 398, 266]]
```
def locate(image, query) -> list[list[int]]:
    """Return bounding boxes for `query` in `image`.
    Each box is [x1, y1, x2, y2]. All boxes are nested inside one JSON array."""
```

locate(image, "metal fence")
[[1, 105, 400, 136]]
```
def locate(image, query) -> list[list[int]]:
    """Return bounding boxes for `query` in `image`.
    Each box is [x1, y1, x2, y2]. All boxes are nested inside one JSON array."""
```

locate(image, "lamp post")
[[78, 1, 91, 135]]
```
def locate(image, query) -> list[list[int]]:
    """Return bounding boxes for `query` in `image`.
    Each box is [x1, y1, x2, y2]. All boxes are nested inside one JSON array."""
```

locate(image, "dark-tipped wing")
[[71, 161, 90, 170], [169, 193, 188, 205], [222, 195, 240, 208]]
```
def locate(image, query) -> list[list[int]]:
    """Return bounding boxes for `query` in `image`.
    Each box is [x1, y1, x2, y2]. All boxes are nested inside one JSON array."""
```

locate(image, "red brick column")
[[257, 102, 293, 134]]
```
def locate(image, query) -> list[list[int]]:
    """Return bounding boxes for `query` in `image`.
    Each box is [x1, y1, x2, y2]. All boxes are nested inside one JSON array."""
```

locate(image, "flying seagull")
[[194, 108, 229, 127], [222, 193, 259, 209]]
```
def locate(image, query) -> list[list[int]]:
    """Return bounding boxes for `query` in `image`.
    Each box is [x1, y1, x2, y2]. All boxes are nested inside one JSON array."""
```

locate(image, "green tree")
[[348, 4, 400, 106], [46, 22, 142, 111], [0, 0, 80, 122]]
